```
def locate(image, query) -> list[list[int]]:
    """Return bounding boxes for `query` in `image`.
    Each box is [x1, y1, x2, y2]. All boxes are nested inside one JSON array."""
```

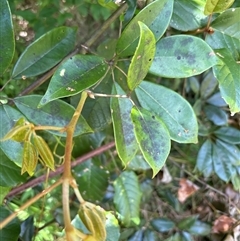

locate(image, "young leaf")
[[170, 0, 208, 31], [204, 0, 234, 15], [135, 81, 198, 143], [39, 55, 108, 106], [14, 95, 92, 137], [150, 35, 219, 78], [131, 106, 171, 177], [213, 48, 240, 114], [0, 0, 15, 74], [206, 8, 240, 61], [111, 82, 138, 166], [21, 141, 38, 176], [127, 22, 155, 90], [113, 171, 142, 227], [116, 0, 173, 57], [12, 26, 77, 79], [32, 134, 55, 171]]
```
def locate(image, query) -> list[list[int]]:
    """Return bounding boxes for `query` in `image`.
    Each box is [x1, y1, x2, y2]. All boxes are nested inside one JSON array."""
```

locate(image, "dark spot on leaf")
[[149, 58, 152, 61], [152, 115, 155, 119], [156, 30, 159, 34], [180, 37, 193, 46], [178, 109, 181, 113], [161, 38, 174, 50], [177, 56, 181, 60], [149, 10, 151, 12]]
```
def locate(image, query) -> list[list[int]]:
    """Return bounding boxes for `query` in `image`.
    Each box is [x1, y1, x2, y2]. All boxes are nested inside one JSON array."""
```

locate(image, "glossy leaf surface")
[[171, 0, 208, 31], [204, 0, 234, 14], [111, 82, 138, 166], [206, 8, 240, 60], [0, 0, 15, 74], [0, 105, 24, 166], [213, 48, 240, 114], [127, 22, 155, 90], [39, 55, 108, 106], [0, 207, 21, 241], [113, 171, 142, 227], [131, 107, 171, 177], [116, 0, 173, 57], [14, 95, 92, 137], [135, 81, 198, 143], [150, 35, 219, 78], [12, 27, 76, 79]]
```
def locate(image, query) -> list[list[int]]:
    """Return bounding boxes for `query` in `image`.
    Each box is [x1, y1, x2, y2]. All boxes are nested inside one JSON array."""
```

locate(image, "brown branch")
[[6, 141, 115, 199]]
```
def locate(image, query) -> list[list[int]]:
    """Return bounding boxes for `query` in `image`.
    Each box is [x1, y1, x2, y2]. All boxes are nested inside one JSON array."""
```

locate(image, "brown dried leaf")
[[178, 178, 200, 203], [212, 215, 235, 233]]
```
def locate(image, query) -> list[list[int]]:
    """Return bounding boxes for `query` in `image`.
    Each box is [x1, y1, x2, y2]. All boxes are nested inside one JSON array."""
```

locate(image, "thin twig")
[[6, 141, 115, 198]]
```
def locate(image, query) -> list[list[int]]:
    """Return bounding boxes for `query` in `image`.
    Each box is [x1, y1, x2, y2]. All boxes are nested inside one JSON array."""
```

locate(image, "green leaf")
[[0, 0, 15, 74], [127, 22, 155, 90], [116, 0, 173, 57], [106, 212, 120, 241], [143, 230, 159, 241], [212, 48, 240, 114], [12, 26, 77, 79], [150, 35, 219, 78], [213, 140, 238, 182], [206, 8, 240, 60], [111, 82, 138, 166], [151, 218, 175, 233], [196, 139, 214, 177], [14, 95, 92, 137], [39, 55, 108, 106], [131, 106, 171, 177], [128, 230, 144, 240], [135, 81, 198, 143], [0, 149, 26, 186], [214, 127, 240, 144], [171, 0, 208, 31], [177, 216, 198, 230], [0, 186, 11, 204], [187, 220, 211, 235], [113, 171, 142, 227], [203, 104, 228, 126], [0, 207, 21, 241], [74, 159, 109, 202], [200, 71, 218, 99], [204, 0, 234, 15], [0, 105, 24, 166]]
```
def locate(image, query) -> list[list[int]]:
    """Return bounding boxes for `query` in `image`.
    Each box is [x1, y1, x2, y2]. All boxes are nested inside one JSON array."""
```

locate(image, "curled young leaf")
[[21, 141, 38, 176], [33, 134, 55, 171]]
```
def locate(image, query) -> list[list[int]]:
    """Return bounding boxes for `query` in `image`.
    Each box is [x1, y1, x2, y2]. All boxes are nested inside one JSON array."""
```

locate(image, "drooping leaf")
[[204, 0, 234, 15], [39, 55, 108, 106], [0, 149, 26, 186], [171, 0, 208, 31], [21, 141, 38, 176], [127, 22, 155, 90], [116, 0, 173, 57], [213, 49, 240, 114], [113, 171, 142, 227], [206, 8, 240, 60], [0, 0, 15, 74], [32, 134, 55, 171], [196, 139, 214, 177], [12, 26, 77, 79], [0, 105, 24, 166], [0, 207, 21, 241], [111, 82, 138, 166], [131, 106, 171, 177], [74, 159, 109, 202], [135, 81, 198, 143], [151, 218, 175, 233], [150, 35, 219, 78], [214, 127, 240, 144], [14, 95, 92, 137]]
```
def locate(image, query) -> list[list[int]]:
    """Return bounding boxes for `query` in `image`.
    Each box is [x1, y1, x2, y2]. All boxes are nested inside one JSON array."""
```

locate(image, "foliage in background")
[[0, 0, 240, 241]]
